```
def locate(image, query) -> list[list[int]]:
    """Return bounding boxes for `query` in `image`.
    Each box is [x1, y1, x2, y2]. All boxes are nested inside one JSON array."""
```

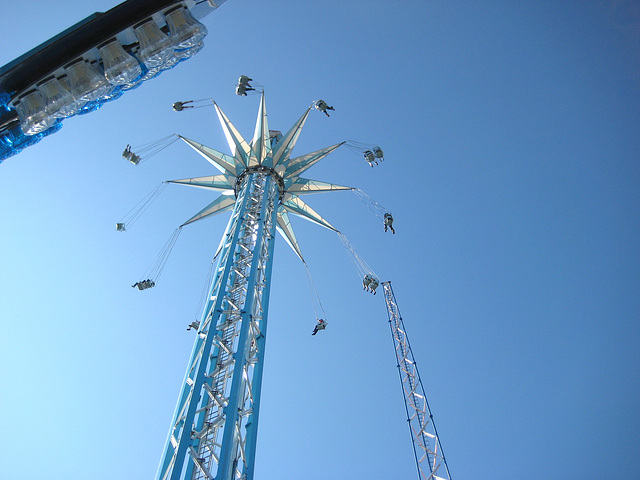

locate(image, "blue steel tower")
[[156, 94, 350, 480]]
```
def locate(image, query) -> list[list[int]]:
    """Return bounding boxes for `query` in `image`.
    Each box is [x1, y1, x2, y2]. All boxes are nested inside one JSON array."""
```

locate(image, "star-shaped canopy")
[[169, 94, 351, 262]]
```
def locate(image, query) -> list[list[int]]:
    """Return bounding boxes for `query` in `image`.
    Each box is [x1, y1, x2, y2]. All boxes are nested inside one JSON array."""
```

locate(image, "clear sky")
[[1, 1, 639, 479]]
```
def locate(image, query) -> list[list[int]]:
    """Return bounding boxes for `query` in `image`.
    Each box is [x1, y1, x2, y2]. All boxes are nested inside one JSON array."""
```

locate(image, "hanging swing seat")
[[131, 227, 182, 290], [345, 141, 385, 166], [338, 232, 379, 295], [121, 135, 178, 165], [133, 279, 156, 290]]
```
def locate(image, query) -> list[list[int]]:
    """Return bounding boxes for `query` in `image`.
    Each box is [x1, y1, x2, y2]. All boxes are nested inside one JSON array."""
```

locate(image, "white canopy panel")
[[270, 107, 311, 169], [179, 136, 238, 176], [169, 174, 235, 192], [285, 142, 344, 178], [276, 207, 304, 262], [250, 94, 270, 167], [282, 195, 338, 232], [180, 195, 236, 227], [214, 101, 250, 168], [286, 178, 352, 195]]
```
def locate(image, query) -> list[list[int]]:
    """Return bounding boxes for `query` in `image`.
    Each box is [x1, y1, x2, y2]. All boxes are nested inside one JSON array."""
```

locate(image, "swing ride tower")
[[155, 93, 351, 480]]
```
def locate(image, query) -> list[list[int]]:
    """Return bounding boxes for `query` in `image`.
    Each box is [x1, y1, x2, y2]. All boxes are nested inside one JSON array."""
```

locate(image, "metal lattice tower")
[[382, 281, 452, 480], [155, 94, 351, 480]]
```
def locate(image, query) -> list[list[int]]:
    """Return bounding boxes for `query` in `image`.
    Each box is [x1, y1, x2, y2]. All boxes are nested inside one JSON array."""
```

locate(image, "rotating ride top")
[[124, 88, 449, 480], [0, 0, 228, 163], [149, 93, 358, 480]]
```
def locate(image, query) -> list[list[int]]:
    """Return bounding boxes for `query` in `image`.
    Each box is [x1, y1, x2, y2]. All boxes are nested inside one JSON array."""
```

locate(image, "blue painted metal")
[[158, 178, 254, 479], [242, 209, 277, 471], [241, 137, 282, 470], [156, 177, 251, 480], [156, 171, 280, 480], [217, 173, 277, 480], [154, 95, 351, 480]]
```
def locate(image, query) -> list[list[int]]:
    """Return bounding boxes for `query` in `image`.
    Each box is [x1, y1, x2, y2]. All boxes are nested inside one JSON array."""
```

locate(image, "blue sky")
[[1, 1, 639, 479]]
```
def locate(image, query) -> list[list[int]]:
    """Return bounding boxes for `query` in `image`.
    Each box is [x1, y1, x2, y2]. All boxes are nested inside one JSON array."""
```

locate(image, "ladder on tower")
[[382, 281, 452, 480]]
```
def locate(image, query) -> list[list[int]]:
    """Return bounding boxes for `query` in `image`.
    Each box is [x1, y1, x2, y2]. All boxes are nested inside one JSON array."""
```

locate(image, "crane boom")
[[382, 281, 452, 480]]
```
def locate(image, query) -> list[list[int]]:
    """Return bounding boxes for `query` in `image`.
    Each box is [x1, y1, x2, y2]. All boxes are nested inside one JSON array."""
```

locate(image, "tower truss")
[[382, 281, 452, 480], [154, 94, 352, 480]]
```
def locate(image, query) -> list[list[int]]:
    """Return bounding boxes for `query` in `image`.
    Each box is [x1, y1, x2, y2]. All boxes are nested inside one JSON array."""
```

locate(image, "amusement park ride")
[[0, 0, 225, 162], [121, 90, 452, 480], [1, 0, 453, 476]]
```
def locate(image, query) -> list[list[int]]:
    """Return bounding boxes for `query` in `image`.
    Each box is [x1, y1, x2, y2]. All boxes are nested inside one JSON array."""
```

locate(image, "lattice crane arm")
[[382, 281, 452, 480]]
